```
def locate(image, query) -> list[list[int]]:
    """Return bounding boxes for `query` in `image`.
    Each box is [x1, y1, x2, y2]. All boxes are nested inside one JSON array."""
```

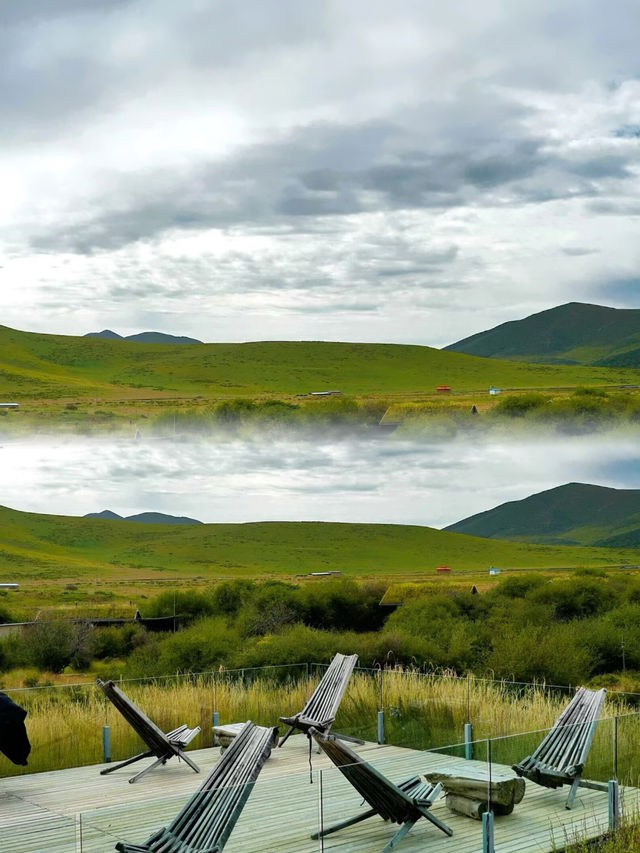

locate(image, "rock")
[[424, 767, 525, 808]]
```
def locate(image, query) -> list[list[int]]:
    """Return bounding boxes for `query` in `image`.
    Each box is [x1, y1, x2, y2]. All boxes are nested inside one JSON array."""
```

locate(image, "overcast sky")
[[1, 0, 640, 345], [1, 434, 638, 526]]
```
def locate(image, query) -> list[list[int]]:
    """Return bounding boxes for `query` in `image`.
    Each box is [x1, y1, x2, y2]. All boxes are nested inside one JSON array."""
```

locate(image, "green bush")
[[145, 589, 216, 622], [492, 393, 548, 417]]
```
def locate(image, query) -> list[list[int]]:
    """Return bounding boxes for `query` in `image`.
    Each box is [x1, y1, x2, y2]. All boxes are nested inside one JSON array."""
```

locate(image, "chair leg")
[[566, 776, 581, 810], [331, 730, 366, 746], [311, 808, 377, 839], [382, 819, 416, 853], [177, 749, 200, 774], [277, 726, 296, 748], [100, 750, 154, 775], [416, 805, 454, 837], [128, 756, 166, 784]]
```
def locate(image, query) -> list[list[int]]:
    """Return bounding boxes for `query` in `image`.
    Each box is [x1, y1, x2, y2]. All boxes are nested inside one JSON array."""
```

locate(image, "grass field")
[[2, 505, 640, 617], [2, 325, 639, 403], [3, 668, 637, 780]]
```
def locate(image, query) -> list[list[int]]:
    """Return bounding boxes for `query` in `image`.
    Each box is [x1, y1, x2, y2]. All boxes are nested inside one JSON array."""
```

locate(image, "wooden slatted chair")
[[115, 721, 278, 853], [97, 678, 201, 784], [309, 727, 452, 853], [279, 652, 363, 747], [512, 686, 607, 809]]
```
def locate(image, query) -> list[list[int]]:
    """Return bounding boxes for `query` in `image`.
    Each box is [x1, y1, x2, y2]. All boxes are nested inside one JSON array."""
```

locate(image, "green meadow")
[[2, 325, 639, 404], [2, 505, 640, 617]]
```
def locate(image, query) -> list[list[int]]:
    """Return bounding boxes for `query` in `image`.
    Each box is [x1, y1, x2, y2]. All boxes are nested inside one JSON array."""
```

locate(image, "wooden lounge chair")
[[97, 678, 201, 784], [512, 686, 607, 809], [309, 727, 453, 853], [279, 652, 363, 747], [115, 721, 278, 853]]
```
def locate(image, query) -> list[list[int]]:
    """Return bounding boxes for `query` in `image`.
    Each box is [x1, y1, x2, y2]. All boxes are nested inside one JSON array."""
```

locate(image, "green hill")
[[1, 324, 638, 403], [446, 482, 640, 546], [445, 302, 640, 366], [2, 503, 639, 585]]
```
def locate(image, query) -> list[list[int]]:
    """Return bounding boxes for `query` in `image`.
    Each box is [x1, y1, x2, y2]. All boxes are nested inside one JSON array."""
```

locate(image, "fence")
[[3, 663, 640, 778], [3, 714, 638, 853]]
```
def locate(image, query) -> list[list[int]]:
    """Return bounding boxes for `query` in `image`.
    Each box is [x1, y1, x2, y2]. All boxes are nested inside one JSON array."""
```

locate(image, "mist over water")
[[1, 434, 639, 528]]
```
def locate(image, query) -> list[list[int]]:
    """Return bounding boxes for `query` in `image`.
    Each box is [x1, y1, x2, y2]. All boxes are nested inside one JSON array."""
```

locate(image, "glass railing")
[[1, 714, 636, 852]]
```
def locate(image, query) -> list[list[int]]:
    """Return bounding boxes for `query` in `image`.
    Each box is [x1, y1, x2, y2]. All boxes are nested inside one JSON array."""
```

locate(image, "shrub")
[[493, 393, 548, 417], [21, 619, 94, 671], [144, 589, 216, 622]]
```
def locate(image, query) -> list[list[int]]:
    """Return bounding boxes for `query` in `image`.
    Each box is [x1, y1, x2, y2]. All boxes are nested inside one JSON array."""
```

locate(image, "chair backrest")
[[302, 653, 358, 725], [97, 679, 175, 759], [529, 687, 606, 774], [310, 727, 414, 824], [167, 721, 278, 849]]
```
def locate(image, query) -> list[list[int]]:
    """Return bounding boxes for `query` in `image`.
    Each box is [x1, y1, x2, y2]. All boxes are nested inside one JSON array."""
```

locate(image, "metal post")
[[377, 710, 385, 744], [614, 715, 618, 781], [379, 667, 384, 711], [487, 739, 492, 813], [482, 810, 495, 853], [318, 769, 324, 852], [467, 672, 471, 723], [102, 725, 111, 764], [464, 722, 473, 760], [608, 779, 620, 832]]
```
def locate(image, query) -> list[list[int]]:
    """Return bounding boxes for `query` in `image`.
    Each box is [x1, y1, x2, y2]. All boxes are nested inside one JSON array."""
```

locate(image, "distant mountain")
[[85, 510, 202, 524], [445, 302, 640, 366], [85, 330, 202, 344], [86, 509, 122, 520], [446, 483, 640, 547]]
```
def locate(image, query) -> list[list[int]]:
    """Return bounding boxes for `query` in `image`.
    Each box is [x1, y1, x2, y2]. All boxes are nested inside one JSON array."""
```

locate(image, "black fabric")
[[0, 692, 31, 765]]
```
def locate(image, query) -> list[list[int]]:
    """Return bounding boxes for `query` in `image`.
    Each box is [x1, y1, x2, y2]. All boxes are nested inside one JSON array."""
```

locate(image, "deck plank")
[[1, 735, 636, 852]]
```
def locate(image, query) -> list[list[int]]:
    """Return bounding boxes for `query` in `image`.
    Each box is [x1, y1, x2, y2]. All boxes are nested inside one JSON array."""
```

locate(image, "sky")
[[1, 434, 638, 526], [1, 0, 640, 346]]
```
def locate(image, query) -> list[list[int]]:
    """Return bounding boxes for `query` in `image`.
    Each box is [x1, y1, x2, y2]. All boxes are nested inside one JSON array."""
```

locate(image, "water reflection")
[[0, 434, 638, 528]]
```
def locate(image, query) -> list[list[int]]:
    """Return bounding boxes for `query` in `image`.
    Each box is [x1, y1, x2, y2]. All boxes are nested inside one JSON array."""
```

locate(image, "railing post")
[[487, 739, 492, 813], [464, 722, 473, 760], [608, 779, 620, 832], [614, 715, 618, 780], [482, 810, 495, 853], [317, 768, 324, 852], [212, 709, 220, 746], [102, 725, 110, 764], [377, 710, 385, 744]]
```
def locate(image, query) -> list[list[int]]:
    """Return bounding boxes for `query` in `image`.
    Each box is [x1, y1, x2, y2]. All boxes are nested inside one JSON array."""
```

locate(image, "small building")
[[436, 565, 451, 573], [489, 567, 501, 576], [436, 385, 452, 393], [489, 386, 501, 396], [0, 402, 19, 409]]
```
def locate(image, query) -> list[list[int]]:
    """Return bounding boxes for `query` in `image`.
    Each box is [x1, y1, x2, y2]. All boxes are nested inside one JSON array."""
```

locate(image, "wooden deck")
[[1, 734, 636, 852]]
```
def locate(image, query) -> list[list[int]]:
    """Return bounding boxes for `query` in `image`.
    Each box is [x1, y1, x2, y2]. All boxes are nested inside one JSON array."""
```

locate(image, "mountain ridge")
[[445, 302, 640, 366], [446, 482, 640, 547], [85, 330, 203, 344], [84, 510, 202, 524]]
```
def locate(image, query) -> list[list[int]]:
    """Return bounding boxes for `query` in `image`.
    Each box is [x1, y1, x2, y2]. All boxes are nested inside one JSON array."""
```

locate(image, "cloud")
[[22, 113, 640, 256], [2, 433, 639, 527], [593, 276, 640, 306], [2, 1, 640, 341]]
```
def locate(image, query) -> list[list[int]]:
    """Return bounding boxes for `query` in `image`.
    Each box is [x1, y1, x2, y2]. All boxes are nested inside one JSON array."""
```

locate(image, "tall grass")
[[3, 668, 640, 785]]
